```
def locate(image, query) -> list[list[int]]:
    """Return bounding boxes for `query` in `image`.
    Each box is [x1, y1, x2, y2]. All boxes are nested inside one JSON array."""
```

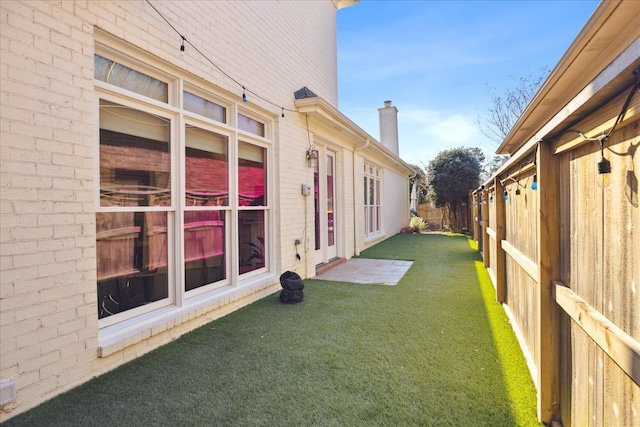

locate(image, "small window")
[[94, 55, 168, 102], [184, 91, 226, 123], [238, 113, 265, 137]]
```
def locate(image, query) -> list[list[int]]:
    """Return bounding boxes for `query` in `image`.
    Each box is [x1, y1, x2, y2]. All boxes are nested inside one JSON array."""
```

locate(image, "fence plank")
[[555, 282, 640, 386]]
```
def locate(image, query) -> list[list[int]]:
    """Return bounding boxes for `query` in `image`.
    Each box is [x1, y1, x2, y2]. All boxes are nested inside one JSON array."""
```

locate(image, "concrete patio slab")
[[313, 258, 413, 285]]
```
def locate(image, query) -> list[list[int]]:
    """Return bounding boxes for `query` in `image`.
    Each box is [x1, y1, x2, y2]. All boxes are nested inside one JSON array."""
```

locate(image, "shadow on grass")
[[5, 234, 540, 427]]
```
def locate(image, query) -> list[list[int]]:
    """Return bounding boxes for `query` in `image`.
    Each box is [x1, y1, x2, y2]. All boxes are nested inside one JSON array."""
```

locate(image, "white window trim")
[[364, 161, 384, 240], [94, 38, 276, 343]]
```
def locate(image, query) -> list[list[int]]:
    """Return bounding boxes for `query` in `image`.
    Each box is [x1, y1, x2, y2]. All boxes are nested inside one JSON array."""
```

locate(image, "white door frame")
[[314, 146, 338, 265]]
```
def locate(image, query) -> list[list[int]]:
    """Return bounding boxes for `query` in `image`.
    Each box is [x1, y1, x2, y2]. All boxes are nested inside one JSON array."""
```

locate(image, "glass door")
[[326, 152, 337, 259], [314, 149, 337, 265]]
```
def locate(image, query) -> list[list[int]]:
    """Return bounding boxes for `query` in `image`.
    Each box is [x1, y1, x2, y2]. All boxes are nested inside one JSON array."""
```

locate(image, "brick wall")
[[1, 0, 97, 420], [0, 0, 340, 421]]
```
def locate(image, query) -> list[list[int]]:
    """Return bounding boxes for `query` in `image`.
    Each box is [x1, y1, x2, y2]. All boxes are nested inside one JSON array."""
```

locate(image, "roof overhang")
[[497, 0, 640, 155], [294, 96, 415, 176], [332, 0, 360, 10]]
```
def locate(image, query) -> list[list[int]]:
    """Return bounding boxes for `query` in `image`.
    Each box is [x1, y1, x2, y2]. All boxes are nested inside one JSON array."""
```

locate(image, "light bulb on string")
[[180, 35, 185, 52], [242, 87, 247, 103], [503, 190, 509, 201], [597, 137, 612, 189], [531, 174, 538, 191]]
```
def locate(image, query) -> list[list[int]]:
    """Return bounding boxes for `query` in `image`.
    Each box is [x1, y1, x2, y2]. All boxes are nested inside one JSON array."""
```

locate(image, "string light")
[[531, 175, 537, 190], [503, 190, 509, 201], [145, 0, 298, 117], [566, 69, 639, 189]]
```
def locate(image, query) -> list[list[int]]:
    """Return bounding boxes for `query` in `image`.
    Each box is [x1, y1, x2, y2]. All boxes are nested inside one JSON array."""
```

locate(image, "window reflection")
[[238, 211, 265, 274], [99, 100, 171, 207], [315, 151, 321, 250], [238, 142, 266, 206], [184, 91, 226, 123], [185, 126, 229, 206], [326, 153, 335, 247], [184, 211, 226, 291], [95, 55, 168, 102], [96, 212, 168, 319], [238, 113, 265, 136]]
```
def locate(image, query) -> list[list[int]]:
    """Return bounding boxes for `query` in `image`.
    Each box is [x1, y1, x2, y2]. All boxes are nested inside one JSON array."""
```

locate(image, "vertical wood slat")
[[481, 190, 490, 268], [554, 282, 640, 387], [536, 142, 562, 423], [494, 178, 507, 303]]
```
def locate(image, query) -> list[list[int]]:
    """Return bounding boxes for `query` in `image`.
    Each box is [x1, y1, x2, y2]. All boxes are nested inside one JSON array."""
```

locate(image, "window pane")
[[364, 206, 370, 235], [99, 100, 171, 207], [186, 126, 229, 206], [184, 91, 226, 123], [326, 154, 335, 247], [314, 152, 321, 250], [363, 176, 368, 205], [238, 142, 266, 206], [95, 55, 168, 102], [96, 212, 168, 319], [369, 208, 374, 234], [375, 180, 381, 205], [184, 210, 226, 291], [369, 177, 375, 205], [238, 210, 265, 274], [238, 113, 265, 137]]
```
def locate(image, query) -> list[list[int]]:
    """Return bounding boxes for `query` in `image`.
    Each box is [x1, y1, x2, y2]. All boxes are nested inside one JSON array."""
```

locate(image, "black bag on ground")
[[279, 271, 304, 303]]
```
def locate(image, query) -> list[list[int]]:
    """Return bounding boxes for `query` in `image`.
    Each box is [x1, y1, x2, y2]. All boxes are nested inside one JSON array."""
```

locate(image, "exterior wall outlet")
[[0, 379, 16, 405], [301, 183, 312, 196]]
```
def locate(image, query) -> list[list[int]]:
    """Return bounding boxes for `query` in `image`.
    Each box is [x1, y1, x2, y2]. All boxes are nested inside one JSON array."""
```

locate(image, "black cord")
[[145, 0, 299, 115]]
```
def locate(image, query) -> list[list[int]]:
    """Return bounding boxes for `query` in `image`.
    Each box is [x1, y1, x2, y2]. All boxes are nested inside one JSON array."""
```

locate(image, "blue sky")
[[336, 0, 600, 166]]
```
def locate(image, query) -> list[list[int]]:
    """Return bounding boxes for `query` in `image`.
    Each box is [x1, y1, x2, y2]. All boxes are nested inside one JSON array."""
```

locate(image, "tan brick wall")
[[1, 0, 341, 421], [1, 0, 98, 420]]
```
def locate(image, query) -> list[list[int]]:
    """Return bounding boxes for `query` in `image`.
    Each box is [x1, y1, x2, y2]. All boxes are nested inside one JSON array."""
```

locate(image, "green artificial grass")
[[5, 233, 541, 427]]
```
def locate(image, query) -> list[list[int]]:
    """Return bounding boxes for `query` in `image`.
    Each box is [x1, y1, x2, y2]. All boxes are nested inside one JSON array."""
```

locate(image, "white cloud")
[[397, 106, 495, 164]]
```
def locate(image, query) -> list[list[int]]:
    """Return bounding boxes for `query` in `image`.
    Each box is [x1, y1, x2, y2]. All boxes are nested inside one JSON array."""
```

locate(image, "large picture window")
[[364, 163, 382, 238], [95, 51, 271, 324]]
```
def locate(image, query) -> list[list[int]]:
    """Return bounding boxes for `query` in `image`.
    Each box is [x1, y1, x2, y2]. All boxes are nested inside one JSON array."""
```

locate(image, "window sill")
[[97, 273, 276, 358], [364, 232, 385, 245]]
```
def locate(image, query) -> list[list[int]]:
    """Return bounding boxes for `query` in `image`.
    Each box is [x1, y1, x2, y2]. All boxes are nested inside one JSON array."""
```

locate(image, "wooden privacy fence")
[[472, 84, 640, 426], [417, 202, 472, 232]]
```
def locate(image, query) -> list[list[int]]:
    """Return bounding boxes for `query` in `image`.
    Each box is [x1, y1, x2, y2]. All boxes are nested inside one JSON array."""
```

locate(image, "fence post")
[[536, 141, 561, 423], [472, 191, 481, 250], [494, 178, 507, 303], [481, 189, 490, 267]]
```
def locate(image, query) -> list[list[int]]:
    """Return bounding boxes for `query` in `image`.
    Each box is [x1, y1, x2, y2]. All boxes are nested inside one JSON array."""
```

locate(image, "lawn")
[[5, 233, 541, 426]]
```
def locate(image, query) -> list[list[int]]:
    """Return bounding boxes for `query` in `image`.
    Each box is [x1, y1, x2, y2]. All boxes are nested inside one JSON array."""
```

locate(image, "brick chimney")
[[378, 100, 399, 155]]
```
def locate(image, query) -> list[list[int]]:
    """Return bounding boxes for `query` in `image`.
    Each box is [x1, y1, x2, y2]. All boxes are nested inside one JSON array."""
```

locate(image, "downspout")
[[353, 138, 370, 256]]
